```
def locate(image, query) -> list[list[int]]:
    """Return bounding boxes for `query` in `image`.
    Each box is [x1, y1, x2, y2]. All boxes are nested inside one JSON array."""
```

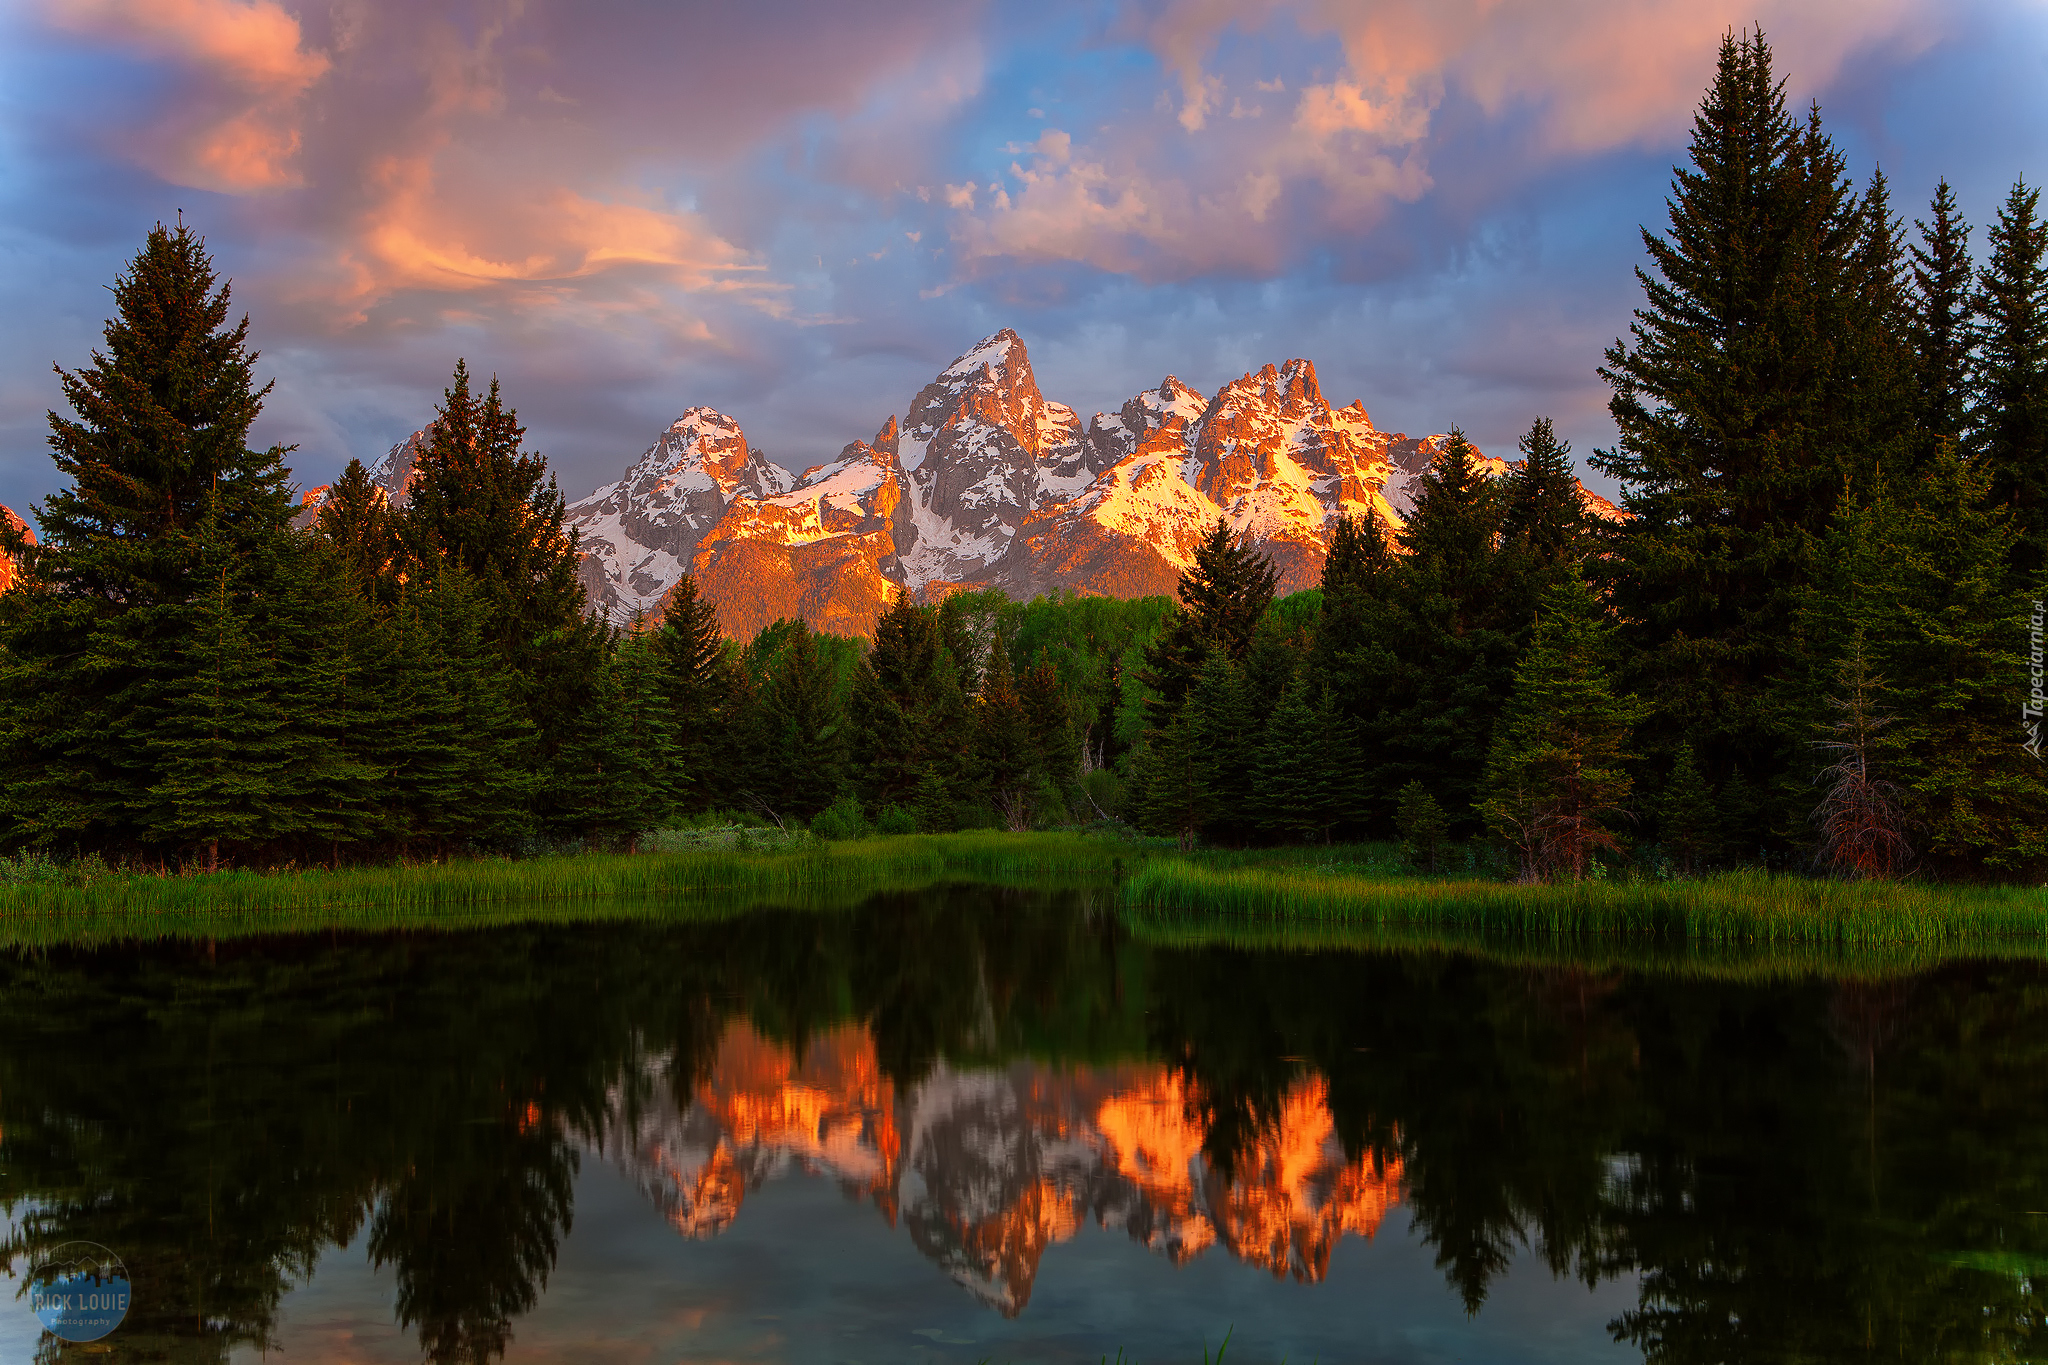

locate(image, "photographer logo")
[[27, 1242, 130, 1343]]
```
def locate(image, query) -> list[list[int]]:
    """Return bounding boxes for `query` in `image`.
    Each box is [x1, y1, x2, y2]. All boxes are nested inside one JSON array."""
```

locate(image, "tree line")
[[0, 31, 2041, 879]]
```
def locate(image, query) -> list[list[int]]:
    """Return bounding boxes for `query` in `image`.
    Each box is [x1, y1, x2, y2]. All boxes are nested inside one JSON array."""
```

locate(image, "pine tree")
[[0, 220, 298, 856], [1253, 682, 1331, 844], [1479, 575, 1645, 882], [1656, 743, 1721, 877], [1804, 448, 2047, 876], [1140, 518, 1279, 730], [651, 576, 743, 813], [1018, 660, 1081, 799], [1970, 180, 2048, 575], [1498, 418, 1587, 570], [379, 572, 535, 856], [1808, 638, 1912, 879], [315, 458, 398, 593], [1909, 180, 1976, 448], [912, 766, 956, 834], [398, 360, 601, 837], [850, 595, 971, 808], [974, 634, 1037, 829], [1135, 713, 1206, 852], [751, 620, 848, 823], [268, 533, 388, 862], [1394, 780, 1450, 874], [143, 502, 292, 869], [1592, 30, 1871, 850], [1357, 432, 1517, 829]]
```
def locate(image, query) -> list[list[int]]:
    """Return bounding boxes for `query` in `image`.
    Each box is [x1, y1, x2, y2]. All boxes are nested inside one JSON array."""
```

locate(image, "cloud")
[[953, 0, 1945, 280], [45, 0, 330, 190]]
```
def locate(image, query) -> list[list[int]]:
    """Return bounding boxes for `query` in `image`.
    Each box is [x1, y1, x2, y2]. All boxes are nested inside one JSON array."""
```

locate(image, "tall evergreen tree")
[[1498, 418, 1587, 570], [1801, 448, 2048, 876], [1908, 180, 1976, 448], [652, 576, 743, 813], [849, 595, 970, 808], [974, 633, 1038, 830], [1593, 30, 1872, 852], [1139, 518, 1279, 730], [0, 221, 299, 856], [1969, 180, 2048, 575], [315, 458, 399, 593], [750, 620, 848, 823], [1479, 575, 1645, 882], [143, 500, 292, 870]]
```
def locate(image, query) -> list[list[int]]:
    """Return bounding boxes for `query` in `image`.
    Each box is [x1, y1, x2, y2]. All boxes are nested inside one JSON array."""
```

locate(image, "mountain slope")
[[538, 329, 1620, 631]]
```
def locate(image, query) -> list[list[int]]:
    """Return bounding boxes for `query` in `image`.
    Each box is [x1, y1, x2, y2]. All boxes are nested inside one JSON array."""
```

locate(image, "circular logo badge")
[[26, 1242, 131, 1343]]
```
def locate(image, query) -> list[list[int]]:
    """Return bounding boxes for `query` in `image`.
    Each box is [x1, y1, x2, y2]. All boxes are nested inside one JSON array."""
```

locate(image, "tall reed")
[[0, 833, 1130, 947], [1119, 863, 2048, 948]]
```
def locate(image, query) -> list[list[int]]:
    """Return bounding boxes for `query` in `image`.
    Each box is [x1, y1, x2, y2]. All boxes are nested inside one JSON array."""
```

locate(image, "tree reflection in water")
[[0, 885, 2042, 1362]]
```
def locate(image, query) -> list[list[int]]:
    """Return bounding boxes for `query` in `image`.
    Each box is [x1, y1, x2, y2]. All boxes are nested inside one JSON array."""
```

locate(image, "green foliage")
[[1657, 743, 1721, 876], [810, 794, 871, 841], [1394, 781, 1451, 874], [1593, 30, 1891, 852], [1141, 518, 1280, 730], [1479, 575, 1645, 882], [1969, 179, 2048, 575], [1908, 179, 1976, 448]]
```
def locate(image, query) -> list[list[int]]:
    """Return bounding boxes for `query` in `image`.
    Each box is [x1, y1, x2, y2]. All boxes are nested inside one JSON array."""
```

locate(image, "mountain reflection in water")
[[595, 1020, 1401, 1312], [0, 882, 2042, 1363]]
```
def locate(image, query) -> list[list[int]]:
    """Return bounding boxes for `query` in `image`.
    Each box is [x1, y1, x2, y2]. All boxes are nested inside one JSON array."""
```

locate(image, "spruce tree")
[[1134, 714, 1206, 852], [1908, 180, 1976, 448], [974, 634, 1037, 829], [0, 221, 298, 856], [143, 502, 292, 870], [652, 575, 739, 811], [1593, 30, 1871, 850], [849, 595, 970, 807], [1970, 180, 2048, 575], [1358, 432, 1516, 828], [1656, 743, 1722, 876], [1252, 682, 1330, 844], [1479, 575, 1644, 882], [1139, 518, 1279, 730], [750, 620, 848, 823], [1804, 448, 2047, 876], [1018, 660, 1081, 799], [315, 458, 398, 593], [1498, 418, 1587, 570], [1394, 780, 1450, 874]]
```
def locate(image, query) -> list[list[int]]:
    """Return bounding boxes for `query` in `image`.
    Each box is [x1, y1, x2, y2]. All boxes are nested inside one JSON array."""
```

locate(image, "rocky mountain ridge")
[[279, 329, 1617, 635], [567, 329, 1619, 634]]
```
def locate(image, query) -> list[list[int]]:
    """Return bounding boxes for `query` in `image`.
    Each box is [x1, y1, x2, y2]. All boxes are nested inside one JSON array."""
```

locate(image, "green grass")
[[1120, 861, 2048, 948], [3, 832, 2043, 970], [0, 832, 1131, 947]]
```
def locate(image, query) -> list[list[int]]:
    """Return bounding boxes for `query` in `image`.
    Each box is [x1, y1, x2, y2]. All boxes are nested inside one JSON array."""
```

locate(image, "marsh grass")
[[0, 832, 1129, 947], [4, 831, 2043, 969], [1120, 862, 2048, 949]]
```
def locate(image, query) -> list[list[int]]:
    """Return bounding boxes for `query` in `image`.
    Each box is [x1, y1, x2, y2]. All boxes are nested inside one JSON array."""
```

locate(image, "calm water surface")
[[0, 884, 2040, 1362]]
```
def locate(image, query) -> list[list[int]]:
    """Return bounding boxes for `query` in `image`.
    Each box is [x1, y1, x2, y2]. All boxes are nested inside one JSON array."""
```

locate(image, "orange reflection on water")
[[599, 1020, 1404, 1308]]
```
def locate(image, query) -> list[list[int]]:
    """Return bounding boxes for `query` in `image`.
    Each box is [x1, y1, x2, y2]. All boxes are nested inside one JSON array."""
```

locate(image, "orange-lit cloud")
[[46, 0, 329, 190], [954, 0, 1943, 279]]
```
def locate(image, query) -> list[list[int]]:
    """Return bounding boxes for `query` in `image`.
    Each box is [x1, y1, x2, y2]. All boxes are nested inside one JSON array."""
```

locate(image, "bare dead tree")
[[1810, 639, 1912, 879]]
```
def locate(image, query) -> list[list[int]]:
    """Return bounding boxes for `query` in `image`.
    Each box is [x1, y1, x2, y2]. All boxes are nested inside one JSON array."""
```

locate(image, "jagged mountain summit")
[[0, 504, 34, 594], [580, 330, 1622, 632]]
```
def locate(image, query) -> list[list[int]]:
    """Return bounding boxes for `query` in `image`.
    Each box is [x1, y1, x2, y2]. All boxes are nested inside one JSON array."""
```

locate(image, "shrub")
[[875, 804, 918, 835], [810, 795, 871, 841]]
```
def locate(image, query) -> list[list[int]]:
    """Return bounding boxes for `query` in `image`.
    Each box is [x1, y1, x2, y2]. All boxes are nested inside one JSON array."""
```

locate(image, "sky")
[[1, 0, 2044, 516]]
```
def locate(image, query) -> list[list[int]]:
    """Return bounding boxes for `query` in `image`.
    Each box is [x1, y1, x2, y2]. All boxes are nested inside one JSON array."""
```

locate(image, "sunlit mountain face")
[[594, 1018, 1403, 1313]]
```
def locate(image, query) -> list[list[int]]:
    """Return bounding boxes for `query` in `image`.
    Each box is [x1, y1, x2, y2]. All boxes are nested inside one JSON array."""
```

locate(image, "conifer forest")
[[1, 33, 2043, 886]]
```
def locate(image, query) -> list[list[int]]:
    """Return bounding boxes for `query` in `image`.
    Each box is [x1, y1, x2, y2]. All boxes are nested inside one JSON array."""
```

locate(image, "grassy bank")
[[0, 832, 1131, 947], [1120, 861, 2048, 948], [3, 833, 2043, 963]]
